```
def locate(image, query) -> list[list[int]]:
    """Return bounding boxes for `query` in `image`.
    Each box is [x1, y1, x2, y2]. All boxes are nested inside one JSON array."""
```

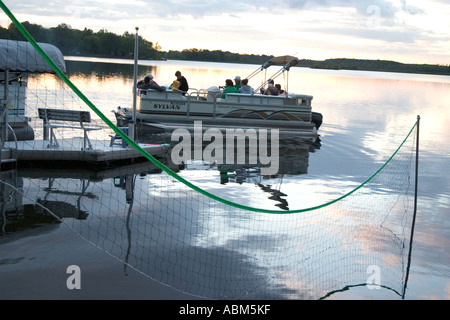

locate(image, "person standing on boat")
[[175, 71, 189, 95], [238, 78, 254, 95], [221, 79, 238, 99]]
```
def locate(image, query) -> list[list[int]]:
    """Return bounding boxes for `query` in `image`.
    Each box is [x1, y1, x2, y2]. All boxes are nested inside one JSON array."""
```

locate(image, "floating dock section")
[[2, 138, 169, 168]]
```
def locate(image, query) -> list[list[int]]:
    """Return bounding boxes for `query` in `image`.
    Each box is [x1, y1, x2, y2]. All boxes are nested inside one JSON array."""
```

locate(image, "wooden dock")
[[1, 137, 169, 168]]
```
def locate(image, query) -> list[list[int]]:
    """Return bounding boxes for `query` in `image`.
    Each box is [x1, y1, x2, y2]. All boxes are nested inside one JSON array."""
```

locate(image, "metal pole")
[[132, 27, 139, 122], [403, 114, 420, 299], [1, 69, 9, 150], [131, 27, 139, 140]]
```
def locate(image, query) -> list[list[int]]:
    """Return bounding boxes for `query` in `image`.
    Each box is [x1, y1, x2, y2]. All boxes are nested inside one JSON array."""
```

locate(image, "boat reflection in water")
[[178, 135, 321, 211], [0, 132, 319, 236]]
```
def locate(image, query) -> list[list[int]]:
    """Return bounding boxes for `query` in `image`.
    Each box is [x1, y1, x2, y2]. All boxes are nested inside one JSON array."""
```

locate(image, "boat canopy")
[[246, 55, 299, 81], [0, 39, 66, 73], [262, 55, 299, 69]]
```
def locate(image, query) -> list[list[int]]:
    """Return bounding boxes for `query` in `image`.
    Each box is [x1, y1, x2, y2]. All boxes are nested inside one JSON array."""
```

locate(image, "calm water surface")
[[0, 57, 449, 300]]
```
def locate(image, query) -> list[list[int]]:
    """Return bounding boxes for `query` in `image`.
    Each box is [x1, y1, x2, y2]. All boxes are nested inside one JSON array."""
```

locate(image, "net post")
[[403, 115, 420, 299], [413, 115, 420, 221]]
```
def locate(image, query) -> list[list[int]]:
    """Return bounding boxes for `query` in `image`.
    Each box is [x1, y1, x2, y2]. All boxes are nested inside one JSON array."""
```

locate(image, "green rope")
[[0, 1, 417, 214]]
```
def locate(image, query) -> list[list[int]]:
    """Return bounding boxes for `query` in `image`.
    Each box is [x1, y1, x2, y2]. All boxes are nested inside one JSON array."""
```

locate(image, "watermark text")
[[171, 121, 279, 175]]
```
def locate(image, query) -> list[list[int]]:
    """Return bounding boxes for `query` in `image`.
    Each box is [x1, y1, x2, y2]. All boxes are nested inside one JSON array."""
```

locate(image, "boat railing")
[[139, 88, 185, 100], [186, 89, 222, 118], [212, 92, 222, 118], [186, 91, 313, 118], [290, 94, 313, 107], [223, 93, 313, 107], [140, 88, 213, 117], [186, 88, 208, 117], [138, 88, 313, 119], [225, 93, 285, 106]]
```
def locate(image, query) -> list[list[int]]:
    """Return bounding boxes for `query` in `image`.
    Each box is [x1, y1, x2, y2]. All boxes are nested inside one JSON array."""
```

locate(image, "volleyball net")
[[0, 2, 419, 299]]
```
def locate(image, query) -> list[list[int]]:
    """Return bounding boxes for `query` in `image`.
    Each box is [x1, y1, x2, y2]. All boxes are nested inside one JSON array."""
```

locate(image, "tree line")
[[1, 22, 449, 76], [297, 58, 450, 76], [0, 22, 271, 64], [0, 22, 161, 59]]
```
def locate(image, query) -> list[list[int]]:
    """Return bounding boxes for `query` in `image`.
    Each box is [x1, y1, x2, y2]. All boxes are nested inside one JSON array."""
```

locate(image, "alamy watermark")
[[66, 265, 81, 290], [171, 121, 280, 175], [366, 5, 381, 28], [366, 265, 381, 289]]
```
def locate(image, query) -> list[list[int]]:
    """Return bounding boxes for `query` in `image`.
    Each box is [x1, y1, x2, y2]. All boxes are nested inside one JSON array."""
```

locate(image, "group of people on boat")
[[137, 70, 189, 95], [221, 76, 285, 98], [264, 80, 286, 96], [171, 70, 189, 94], [137, 71, 286, 99]]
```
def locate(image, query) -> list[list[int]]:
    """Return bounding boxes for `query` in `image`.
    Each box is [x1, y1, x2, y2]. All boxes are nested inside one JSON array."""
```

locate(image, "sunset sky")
[[1, 0, 449, 65]]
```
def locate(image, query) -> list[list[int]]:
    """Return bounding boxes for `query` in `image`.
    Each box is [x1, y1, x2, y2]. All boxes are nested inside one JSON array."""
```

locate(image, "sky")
[[1, 0, 449, 65]]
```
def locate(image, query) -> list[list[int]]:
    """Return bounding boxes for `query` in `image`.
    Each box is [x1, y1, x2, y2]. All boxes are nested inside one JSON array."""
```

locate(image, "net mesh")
[[0, 3, 418, 300]]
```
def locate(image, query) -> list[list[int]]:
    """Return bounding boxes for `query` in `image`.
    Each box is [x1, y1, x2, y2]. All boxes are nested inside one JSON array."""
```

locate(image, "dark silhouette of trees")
[[165, 48, 272, 65], [297, 58, 450, 76], [0, 21, 162, 59]]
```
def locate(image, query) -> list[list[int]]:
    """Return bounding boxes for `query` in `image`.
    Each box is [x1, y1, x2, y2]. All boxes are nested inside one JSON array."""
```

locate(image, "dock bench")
[[38, 108, 102, 150]]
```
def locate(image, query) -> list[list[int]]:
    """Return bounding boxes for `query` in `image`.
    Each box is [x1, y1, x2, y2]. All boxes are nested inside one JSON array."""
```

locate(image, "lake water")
[[1, 57, 449, 300]]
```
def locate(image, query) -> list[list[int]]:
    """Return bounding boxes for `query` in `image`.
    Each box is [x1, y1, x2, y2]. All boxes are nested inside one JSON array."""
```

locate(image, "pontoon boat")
[[119, 56, 322, 138]]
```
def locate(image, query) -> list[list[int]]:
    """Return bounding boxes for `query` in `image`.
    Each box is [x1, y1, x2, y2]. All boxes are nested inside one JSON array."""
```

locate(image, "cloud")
[[4, 0, 425, 22], [303, 25, 423, 43], [400, 0, 424, 15], [2, 0, 448, 64], [283, 0, 398, 17], [159, 0, 404, 19]]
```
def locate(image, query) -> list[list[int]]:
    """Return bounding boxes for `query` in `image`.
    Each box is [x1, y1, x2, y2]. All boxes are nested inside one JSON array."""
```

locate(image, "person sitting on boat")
[[221, 79, 238, 99], [175, 71, 189, 95], [170, 80, 181, 91], [275, 84, 286, 96], [137, 74, 155, 87], [234, 76, 241, 90], [238, 78, 254, 95], [262, 79, 278, 95], [137, 74, 165, 91]]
